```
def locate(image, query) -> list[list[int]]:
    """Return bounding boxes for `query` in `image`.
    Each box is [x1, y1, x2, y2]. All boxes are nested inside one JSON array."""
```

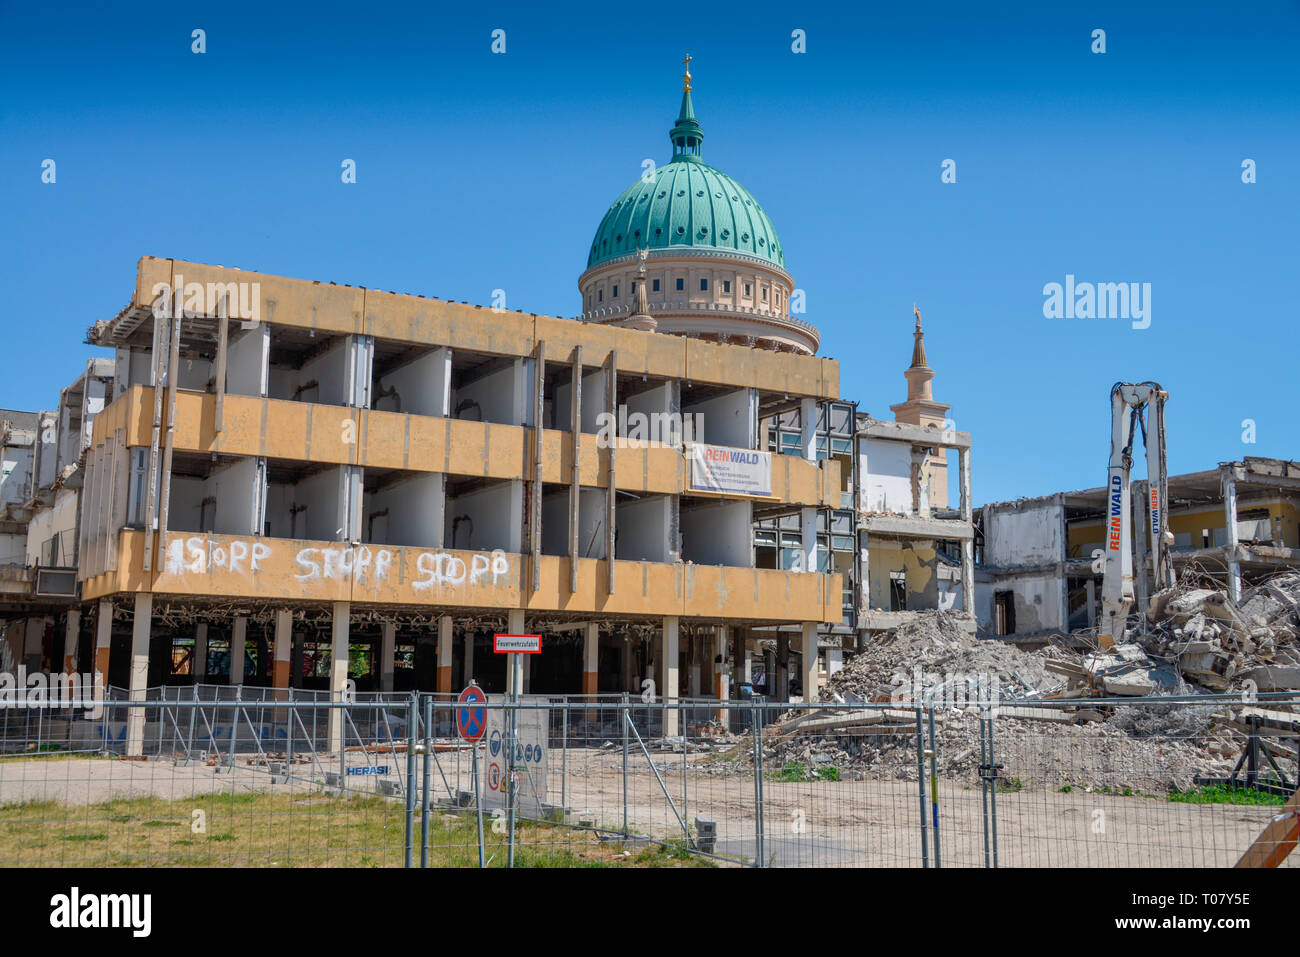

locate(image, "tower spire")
[[670, 55, 704, 160], [910, 304, 929, 371]]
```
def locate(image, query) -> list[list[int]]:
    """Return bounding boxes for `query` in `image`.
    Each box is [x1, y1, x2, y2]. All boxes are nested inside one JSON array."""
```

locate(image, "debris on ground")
[[716, 575, 1300, 792], [1138, 571, 1300, 693]]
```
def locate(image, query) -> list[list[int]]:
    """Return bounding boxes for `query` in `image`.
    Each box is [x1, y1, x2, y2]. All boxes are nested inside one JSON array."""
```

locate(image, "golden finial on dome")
[[682, 54, 692, 92]]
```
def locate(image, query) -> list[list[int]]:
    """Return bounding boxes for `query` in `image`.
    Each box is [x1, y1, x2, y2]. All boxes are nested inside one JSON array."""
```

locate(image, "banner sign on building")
[[688, 444, 773, 497]]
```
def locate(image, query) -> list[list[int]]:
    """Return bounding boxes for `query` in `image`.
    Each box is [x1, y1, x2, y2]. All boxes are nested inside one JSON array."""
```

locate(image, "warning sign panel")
[[479, 706, 549, 815]]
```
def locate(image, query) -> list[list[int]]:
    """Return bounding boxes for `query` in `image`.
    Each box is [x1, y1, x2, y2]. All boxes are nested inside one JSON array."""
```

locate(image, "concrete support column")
[[714, 626, 730, 723], [800, 622, 819, 703], [380, 621, 396, 692], [800, 506, 818, 574], [437, 616, 453, 693], [661, 616, 679, 737], [291, 634, 303, 688], [621, 637, 635, 692], [328, 601, 350, 754], [1222, 468, 1242, 602], [957, 447, 975, 615], [63, 609, 80, 674], [94, 599, 112, 684], [194, 623, 208, 682], [687, 633, 701, 697], [464, 631, 476, 687], [583, 623, 599, 696], [230, 616, 247, 686], [799, 397, 819, 461], [776, 634, 790, 702], [125, 593, 152, 757], [273, 609, 292, 693]]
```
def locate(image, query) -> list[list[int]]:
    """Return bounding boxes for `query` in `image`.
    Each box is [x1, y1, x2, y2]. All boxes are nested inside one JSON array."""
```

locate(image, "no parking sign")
[[456, 684, 488, 743]]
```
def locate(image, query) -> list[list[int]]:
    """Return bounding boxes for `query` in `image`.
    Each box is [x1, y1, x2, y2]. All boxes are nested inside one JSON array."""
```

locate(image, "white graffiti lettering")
[[165, 536, 268, 576], [294, 545, 393, 583]]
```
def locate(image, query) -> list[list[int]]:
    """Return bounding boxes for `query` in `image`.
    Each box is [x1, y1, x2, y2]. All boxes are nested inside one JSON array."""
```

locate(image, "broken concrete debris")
[[718, 579, 1300, 791]]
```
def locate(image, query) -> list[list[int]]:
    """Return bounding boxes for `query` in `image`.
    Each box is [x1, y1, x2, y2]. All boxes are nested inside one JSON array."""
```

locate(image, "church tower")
[[890, 306, 951, 509]]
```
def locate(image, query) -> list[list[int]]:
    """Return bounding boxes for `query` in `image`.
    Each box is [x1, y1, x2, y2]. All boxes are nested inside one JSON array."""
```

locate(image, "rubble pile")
[[819, 610, 1067, 704], [752, 708, 1239, 792], [1136, 572, 1300, 693], [730, 579, 1300, 791]]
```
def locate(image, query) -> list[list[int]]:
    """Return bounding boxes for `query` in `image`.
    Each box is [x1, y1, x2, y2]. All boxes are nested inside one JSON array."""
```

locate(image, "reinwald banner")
[[688, 444, 773, 497]]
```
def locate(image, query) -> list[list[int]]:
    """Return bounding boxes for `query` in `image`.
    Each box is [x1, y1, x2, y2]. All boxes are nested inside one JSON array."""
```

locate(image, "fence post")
[[979, 709, 991, 869], [561, 698, 568, 823], [927, 706, 942, 868], [988, 711, 999, 868], [915, 707, 929, 868], [228, 686, 241, 771], [474, 739, 486, 868], [405, 692, 417, 868], [752, 697, 764, 867], [421, 694, 432, 868], [621, 691, 630, 840], [187, 684, 198, 762]]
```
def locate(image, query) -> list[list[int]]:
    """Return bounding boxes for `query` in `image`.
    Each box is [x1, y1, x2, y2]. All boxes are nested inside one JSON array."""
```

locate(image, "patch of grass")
[[769, 760, 841, 783], [1059, 785, 1073, 793], [1169, 784, 1288, 807], [997, 777, 1025, 794], [0, 798, 59, 812], [0, 791, 718, 868]]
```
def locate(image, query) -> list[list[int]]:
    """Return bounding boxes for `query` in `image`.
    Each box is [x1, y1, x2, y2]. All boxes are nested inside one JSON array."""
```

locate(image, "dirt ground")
[[1, 746, 1289, 868]]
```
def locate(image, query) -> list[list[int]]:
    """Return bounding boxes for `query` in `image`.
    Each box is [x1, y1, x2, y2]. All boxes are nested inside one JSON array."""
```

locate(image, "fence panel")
[[0, 690, 1293, 868]]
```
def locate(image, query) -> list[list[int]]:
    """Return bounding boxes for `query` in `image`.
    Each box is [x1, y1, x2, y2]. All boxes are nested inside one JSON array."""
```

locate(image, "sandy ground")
[[1, 746, 1289, 868]]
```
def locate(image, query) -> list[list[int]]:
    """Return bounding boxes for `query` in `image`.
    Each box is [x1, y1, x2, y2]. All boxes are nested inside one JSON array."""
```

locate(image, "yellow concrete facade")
[[83, 257, 844, 625]]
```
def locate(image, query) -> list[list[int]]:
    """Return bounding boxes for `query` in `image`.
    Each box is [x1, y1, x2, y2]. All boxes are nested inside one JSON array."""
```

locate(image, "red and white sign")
[[493, 633, 542, 654]]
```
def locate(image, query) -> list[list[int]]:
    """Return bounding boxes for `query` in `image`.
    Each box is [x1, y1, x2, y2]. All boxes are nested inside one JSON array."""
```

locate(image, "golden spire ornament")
[[682, 54, 692, 92]]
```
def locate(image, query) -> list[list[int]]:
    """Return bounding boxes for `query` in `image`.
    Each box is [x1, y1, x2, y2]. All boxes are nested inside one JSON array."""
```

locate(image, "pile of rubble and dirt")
[[1137, 571, 1300, 693], [727, 575, 1300, 792]]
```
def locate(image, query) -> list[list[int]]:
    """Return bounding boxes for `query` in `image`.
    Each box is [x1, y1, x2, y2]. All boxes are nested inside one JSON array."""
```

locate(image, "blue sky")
[[2, 1, 1297, 504]]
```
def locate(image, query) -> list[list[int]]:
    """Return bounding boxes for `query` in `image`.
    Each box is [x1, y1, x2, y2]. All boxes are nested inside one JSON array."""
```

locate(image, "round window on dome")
[[720, 229, 730, 239], [696, 190, 704, 197], [676, 190, 685, 197], [714, 192, 722, 198], [676, 226, 685, 235], [699, 227, 708, 236], [741, 232, 749, 242], [616, 235, 622, 242]]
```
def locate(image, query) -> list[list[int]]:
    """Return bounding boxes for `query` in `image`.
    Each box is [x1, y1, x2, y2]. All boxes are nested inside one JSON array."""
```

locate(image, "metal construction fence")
[[0, 689, 1296, 868]]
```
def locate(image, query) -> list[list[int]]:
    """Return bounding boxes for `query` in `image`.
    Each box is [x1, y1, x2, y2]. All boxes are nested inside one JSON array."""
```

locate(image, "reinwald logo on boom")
[[1042, 275, 1151, 330], [0, 667, 104, 718]]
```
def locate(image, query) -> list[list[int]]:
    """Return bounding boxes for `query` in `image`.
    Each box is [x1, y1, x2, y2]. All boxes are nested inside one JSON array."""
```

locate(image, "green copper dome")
[[585, 89, 785, 271]]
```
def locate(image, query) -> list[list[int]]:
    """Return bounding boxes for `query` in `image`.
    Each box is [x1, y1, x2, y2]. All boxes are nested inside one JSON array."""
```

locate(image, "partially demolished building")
[[974, 457, 1300, 641]]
